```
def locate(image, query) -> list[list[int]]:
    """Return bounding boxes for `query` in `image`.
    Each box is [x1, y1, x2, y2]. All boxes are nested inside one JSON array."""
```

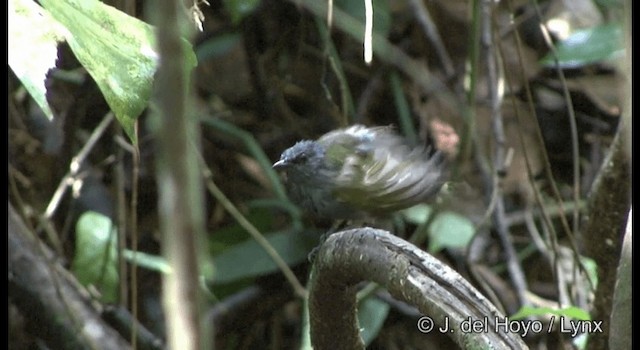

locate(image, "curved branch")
[[308, 227, 528, 349]]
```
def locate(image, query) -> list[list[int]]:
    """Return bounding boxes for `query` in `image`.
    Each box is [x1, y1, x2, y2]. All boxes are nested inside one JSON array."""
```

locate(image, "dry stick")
[[316, 17, 354, 125], [153, 1, 206, 348], [500, 0, 560, 246], [464, 0, 482, 165], [499, 1, 568, 308], [40, 112, 114, 254], [326, 0, 333, 29], [43, 112, 115, 219], [505, 0, 594, 292], [9, 204, 131, 350], [113, 125, 129, 309], [408, 0, 455, 78], [464, 1, 503, 313], [363, 0, 373, 64], [504, 201, 583, 227], [129, 122, 141, 350], [532, 3, 582, 239], [8, 165, 38, 235], [482, 0, 529, 307], [531, 0, 590, 282], [524, 211, 572, 307], [196, 151, 307, 299]]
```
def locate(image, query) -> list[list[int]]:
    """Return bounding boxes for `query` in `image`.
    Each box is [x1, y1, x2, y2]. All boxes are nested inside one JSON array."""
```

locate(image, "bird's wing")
[[322, 126, 445, 214]]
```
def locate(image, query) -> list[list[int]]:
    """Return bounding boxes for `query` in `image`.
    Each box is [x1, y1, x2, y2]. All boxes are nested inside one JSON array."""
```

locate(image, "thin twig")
[[504, 0, 594, 293], [315, 17, 355, 125], [196, 151, 308, 299], [408, 0, 455, 78], [483, 0, 529, 306], [524, 210, 571, 306], [129, 122, 140, 350], [499, 0, 570, 304], [113, 122, 129, 309], [37, 112, 114, 254], [43, 112, 114, 219], [533, 2, 581, 242], [363, 0, 373, 64]]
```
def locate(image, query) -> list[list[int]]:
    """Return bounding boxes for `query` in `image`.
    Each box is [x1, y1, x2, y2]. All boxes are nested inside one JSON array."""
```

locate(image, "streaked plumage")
[[273, 125, 445, 219]]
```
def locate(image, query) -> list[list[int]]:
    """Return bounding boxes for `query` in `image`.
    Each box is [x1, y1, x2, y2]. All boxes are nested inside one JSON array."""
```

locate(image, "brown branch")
[[582, 122, 630, 350], [8, 203, 131, 350], [152, 1, 207, 349], [308, 227, 528, 349]]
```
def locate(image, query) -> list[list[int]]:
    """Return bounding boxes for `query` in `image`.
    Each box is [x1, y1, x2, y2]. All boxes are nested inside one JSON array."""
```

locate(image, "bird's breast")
[[284, 170, 361, 220]]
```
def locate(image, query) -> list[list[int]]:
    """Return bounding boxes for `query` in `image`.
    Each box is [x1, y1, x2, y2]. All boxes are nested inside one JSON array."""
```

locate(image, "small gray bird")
[[273, 125, 446, 220]]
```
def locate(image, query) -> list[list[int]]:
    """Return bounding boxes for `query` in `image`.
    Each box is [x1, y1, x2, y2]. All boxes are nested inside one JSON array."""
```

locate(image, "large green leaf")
[[38, 0, 197, 143], [72, 211, 119, 303], [210, 230, 318, 284], [9, 0, 66, 120], [427, 211, 475, 253]]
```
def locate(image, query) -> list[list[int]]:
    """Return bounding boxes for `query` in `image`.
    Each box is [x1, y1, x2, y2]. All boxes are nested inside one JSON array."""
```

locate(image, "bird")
[[273, 125, 446, 221]]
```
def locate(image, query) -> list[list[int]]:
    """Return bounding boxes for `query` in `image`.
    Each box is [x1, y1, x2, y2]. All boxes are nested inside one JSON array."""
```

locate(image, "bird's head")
[[273, 140, 328, 178]]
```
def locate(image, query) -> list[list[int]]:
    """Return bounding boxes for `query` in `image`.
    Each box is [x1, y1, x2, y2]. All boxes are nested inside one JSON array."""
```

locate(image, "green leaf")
[[427, 211, 475, 253], [401, 205, 475, 253], [38, 0, 197, 143], [541, 23, 624, 68], [511, 305, 591, 321], [72, 211, 119, 303], [594, 0, 624, 9], [358, 297, 390, 345], [223, 0, 261, 25], [210, 230, 318, 284], [580, 256, 599, 289], [9, 0, 66, 120], [208, 206, 279, 255]]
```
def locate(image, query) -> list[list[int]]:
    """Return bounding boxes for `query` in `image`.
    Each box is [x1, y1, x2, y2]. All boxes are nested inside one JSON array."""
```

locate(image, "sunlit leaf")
[[401, 204, 433, 224], [39, 0, 197, 143], [427, 211, 475, 253], [9, 0, 66, 120], [72, 211, 119, 303]]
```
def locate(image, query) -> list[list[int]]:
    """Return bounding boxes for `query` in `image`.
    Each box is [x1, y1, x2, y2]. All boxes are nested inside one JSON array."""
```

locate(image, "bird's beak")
[[273, 159, 287, 169]]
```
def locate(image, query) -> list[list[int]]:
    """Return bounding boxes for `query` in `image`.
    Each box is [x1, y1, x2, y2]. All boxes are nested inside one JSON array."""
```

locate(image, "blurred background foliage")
[[9, 0, 627, 348]]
